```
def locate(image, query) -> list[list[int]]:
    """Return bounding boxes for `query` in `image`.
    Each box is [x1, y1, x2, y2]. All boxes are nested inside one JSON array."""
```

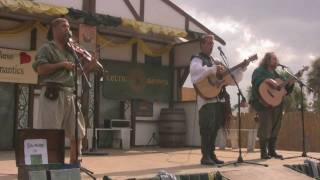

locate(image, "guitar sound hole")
[[267, 90, 274, 98]]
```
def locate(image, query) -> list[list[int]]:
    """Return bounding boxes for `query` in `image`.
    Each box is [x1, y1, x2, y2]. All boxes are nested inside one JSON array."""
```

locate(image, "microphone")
[[217, 46, 226, 57], [277, 63, 288, 68], [65, 30, 73, 43]]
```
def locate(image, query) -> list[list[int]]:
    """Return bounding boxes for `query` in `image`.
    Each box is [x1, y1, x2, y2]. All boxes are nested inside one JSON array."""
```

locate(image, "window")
[[145, 55, 162, 66]]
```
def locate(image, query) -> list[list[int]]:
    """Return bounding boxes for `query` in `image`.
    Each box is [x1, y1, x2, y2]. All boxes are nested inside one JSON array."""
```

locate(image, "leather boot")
[[268, 138, 283, 159], [211, 153, 224, 164], [200, 135, 215, 165], [209, 134, 224, 164], [260, 139, 271, 159]]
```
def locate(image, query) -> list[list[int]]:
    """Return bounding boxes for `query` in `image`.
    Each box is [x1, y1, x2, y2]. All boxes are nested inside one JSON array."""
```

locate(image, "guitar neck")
[[221, 61, 247, 77], [279, 71, 303, 88]]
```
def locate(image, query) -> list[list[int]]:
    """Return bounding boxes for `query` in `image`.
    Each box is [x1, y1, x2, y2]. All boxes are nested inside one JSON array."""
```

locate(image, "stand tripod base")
[[218, 155, 268, 168], [144, 133, 158, 146], [80, 166, 96, 180], [283, 152, 320, 161]]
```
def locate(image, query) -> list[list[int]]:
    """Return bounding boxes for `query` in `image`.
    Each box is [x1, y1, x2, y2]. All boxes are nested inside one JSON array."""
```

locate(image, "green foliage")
[[307, 57, 320, 111], [277, 69, 308, 112], [283, 86, 308, 112], [307, 57, 320, 97]]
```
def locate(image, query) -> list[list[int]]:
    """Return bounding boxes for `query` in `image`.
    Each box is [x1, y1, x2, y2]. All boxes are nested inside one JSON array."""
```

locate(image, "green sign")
[[102, 61, 170, 102]]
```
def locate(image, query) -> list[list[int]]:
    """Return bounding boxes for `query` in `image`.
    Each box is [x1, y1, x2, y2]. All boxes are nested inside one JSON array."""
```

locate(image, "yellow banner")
[[0, 48, 37, 84]]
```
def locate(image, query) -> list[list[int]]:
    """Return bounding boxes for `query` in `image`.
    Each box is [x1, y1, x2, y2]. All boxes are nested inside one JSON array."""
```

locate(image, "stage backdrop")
[[102, 61, 170, 102], [0, 48, 37, 84]]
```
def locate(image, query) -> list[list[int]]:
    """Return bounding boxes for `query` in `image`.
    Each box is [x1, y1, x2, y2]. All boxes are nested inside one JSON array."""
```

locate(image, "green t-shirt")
[[251, 66, 293, 111], [33, 41, 75, 87]]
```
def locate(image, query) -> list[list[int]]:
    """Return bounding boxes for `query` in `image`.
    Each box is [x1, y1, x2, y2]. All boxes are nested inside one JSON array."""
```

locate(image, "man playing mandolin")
[[251, 52, 294, 159], [190, 34, 247, 165]]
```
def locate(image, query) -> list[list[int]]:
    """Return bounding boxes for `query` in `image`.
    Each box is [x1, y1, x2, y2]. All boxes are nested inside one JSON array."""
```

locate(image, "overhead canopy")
[[68, 8, 187, 38], [121, 18, 187, 38], [67, 8, 122, 27], [0, 0, 68, 16], [0, 0, 223, 42]]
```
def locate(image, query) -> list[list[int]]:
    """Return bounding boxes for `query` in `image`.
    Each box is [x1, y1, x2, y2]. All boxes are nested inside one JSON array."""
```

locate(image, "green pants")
[[199, 102, 224, 137], [257, 105, 283, 141]]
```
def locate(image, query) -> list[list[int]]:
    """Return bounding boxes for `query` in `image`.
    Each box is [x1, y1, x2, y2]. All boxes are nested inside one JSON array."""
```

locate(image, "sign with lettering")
[[0, 48, 37, 84], [24, 139, 48, 165], [102, 61, 170, 102]]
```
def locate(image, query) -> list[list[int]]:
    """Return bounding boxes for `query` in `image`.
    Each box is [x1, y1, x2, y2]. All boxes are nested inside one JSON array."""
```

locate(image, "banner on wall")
[[0, 48, 37, 84], [102, 61, 170, 102]]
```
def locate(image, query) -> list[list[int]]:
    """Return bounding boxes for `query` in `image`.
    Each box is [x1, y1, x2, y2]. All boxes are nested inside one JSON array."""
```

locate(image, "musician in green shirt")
[[33, 18, 101, 164], [251, 52, 294, 159]]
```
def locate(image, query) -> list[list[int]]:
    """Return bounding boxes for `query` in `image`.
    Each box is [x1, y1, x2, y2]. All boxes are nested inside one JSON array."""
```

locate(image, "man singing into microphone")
[[190, 34, 246, 165], [251, 52, 294, 159], [33, 18, 99, 164]]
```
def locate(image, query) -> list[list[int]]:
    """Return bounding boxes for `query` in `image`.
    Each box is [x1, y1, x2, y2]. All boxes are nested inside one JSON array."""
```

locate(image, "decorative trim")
[[0, 0, 68, 16], [185, 16, 189, 32], [140, 0, 145, 21], [169, 49, 174, 108], [123, 0, 141, 21], [132, 43, 138, 63], [179, 67, 189, 86], [28, 28, 37, 128], [83, 0, 96, 12]]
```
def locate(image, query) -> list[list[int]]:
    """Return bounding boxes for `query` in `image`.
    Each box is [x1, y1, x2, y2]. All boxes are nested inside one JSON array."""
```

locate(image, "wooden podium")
[[14, 129, 81, 180], [15, 129, 65, 166]]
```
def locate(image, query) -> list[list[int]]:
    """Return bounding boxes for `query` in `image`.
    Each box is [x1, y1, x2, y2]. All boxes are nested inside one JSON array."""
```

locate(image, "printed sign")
[[102, 61, 170, 102], [0, 48, 37, 84], [24, 139, 48, 165]]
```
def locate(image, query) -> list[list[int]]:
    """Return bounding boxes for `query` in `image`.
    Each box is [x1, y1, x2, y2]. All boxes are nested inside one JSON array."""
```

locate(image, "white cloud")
[[308, 54, 316, 60], [180, 1, 319, 105]]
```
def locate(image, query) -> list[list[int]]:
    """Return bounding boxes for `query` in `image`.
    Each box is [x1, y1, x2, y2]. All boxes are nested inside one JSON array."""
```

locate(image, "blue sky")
[[172, 0, 320, 105]]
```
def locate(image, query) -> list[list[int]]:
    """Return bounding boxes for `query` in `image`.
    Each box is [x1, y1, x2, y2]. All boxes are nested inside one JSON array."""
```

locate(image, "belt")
[[40, 83, 75, 93]]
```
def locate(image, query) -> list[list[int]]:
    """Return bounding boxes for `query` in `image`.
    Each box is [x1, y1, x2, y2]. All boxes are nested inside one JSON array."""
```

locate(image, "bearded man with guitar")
[[251, 52, 296, 159], [190, 34, 253, 165]]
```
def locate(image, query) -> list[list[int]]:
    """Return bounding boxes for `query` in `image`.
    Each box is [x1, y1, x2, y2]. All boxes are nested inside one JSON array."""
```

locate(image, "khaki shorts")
[[37, 87, 85, 140]]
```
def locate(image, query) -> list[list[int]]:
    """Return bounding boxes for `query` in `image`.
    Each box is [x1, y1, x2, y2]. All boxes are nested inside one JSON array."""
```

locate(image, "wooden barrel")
[[159, 108, 186, 147]]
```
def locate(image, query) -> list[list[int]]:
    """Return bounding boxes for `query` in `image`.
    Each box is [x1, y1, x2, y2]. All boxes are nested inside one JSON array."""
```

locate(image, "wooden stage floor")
[[0, 147, 319, 179]]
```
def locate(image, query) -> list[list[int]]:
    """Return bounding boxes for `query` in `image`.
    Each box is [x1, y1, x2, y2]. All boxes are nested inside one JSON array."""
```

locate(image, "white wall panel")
[[189, 21, 206, 34], [174, 102, 200, 146], [96, 0, 134, 19], [135, 123, 157, 145], [135, 102, 168, 145], [174, 40, 200, 67], [100, 46, 132, 62], [0, 20, 30, 50], [144, 0, 185, 29], [36, 29, 49, 50], [34, 0, 83, 10], [98, 36, 132, 62]]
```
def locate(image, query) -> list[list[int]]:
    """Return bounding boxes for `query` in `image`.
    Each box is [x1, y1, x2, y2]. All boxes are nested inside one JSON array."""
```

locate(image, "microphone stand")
[[82, 45, 109, 156], [281, 67, 319, 161], [68, 42, 96, 179], [217, 49, 267, 168]]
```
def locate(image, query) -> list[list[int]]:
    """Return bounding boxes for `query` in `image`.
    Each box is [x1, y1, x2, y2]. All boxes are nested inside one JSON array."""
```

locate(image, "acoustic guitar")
[[194, 54, 258, 99], [258, 66, 309, 107]]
